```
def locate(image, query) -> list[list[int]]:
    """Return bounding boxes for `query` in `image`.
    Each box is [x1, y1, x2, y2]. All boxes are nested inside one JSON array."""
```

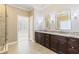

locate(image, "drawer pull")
[[72, 47, 74, 49]]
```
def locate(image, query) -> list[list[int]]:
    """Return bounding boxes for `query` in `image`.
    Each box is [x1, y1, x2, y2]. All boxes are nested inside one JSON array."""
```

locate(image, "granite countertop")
[[35, 30, 79, 39]]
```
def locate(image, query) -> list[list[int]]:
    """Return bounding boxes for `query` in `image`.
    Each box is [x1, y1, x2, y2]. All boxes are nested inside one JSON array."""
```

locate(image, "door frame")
[[17, 15, 30, 41]]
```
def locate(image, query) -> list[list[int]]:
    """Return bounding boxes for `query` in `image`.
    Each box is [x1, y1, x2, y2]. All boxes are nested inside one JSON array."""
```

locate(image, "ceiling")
[[9, 4, 50, 11], [9, 4, 79, 12]]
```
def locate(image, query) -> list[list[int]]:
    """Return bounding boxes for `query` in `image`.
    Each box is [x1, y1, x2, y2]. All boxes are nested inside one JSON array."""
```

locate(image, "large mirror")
[[56, 10, 72, 30], [44, 10, 72, 31]]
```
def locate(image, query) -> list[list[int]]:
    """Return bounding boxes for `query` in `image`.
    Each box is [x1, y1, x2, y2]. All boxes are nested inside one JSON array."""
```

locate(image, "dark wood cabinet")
[[67, 37, 79, 54], [35, 32, 50, 48], [35, 32, 79, 54], [35, 32, 44, 46], [50, 35, 68, 53], [35, 32, 39, 43], [57, 36, 68, 54], [44, 34, 50, 48], [50, 35, 59, 52]]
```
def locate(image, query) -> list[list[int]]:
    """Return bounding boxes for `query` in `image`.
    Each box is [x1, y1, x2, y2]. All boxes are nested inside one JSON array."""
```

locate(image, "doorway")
[[17, 15, 30, 52]]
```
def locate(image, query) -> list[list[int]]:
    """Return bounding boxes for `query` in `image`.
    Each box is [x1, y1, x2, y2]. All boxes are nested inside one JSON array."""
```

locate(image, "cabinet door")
[[35, 32, 44, 45], [35, 32, 41, 44], [50, 35, 59, 52], [57, 36, 68, 54], [39, 33, 44, 46], [44, 34, 50, 48], [35, 32, 39, 43], [68, 38, 79, 54], [0, 5, 6, 52]]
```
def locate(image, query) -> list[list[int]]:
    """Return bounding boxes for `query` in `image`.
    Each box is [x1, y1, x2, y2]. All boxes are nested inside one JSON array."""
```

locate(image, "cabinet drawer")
[[68, 37, 79, 42]]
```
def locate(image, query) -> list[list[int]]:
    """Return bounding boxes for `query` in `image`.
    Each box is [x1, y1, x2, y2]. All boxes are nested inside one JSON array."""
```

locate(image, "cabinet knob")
[[72, 47, 74, 49]]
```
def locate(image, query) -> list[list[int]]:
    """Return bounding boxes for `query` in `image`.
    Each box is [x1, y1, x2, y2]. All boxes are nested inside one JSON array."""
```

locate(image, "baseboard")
[[0, 44, 8, 54], [7, 41, 17, 46], [0, 41, 17, 54]]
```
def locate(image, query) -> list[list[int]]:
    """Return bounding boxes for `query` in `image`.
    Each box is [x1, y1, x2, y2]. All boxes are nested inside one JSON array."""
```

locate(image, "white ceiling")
[[9, 4, 50, 11], [9, 4, 79, 12]]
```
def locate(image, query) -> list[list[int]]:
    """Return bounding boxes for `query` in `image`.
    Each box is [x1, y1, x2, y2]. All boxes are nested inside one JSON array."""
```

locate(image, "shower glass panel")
[[0, 5, 6, 53]]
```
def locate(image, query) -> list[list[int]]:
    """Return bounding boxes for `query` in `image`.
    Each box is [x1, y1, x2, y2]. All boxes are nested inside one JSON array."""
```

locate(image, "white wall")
[[71, 9, 79, 32], [34, 9, 45, 30], [7, 5, 29, 43]]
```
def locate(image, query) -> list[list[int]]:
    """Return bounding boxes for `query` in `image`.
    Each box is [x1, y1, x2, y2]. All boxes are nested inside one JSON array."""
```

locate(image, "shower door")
[[0, 4, 7, 53]]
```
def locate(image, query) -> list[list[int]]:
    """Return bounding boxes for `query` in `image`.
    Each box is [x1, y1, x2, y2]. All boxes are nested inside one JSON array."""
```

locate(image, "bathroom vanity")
[[35, 30, 79, 54]]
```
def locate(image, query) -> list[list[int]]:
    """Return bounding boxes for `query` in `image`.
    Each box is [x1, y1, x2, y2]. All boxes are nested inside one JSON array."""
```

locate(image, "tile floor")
[[8, 32, 56, 54], [8, 40, 56, 54]]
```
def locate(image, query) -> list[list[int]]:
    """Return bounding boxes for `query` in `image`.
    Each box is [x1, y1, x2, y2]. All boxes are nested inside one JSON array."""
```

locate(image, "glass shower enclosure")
[[0, 4, 7, 53]]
